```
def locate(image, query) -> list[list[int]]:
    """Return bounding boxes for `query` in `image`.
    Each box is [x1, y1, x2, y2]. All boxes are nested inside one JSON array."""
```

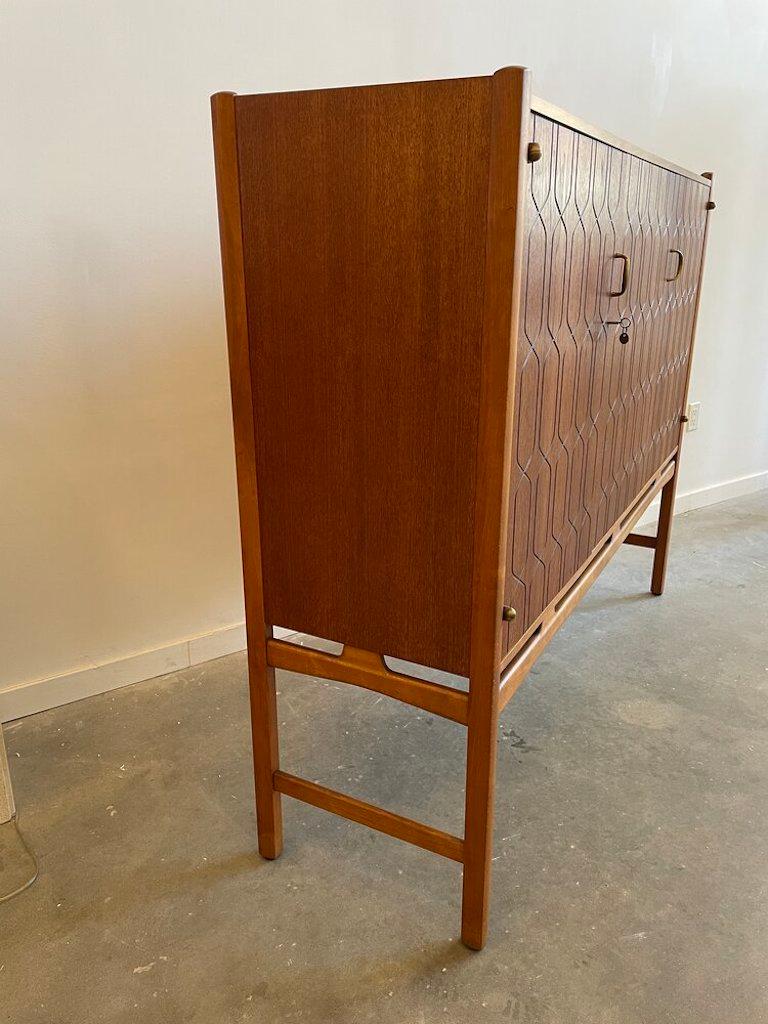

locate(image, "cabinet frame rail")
[[267, 640, 468, 725], [273, 771, 465, 862], [624, 533, 658, 549]]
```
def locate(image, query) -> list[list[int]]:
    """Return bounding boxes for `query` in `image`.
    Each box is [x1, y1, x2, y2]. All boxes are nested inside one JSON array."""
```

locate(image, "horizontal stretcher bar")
[[267, 639, 469, 725], [623, 532, 657, 549], [273, 770, 465, 862], [498, 457, 676, 709]]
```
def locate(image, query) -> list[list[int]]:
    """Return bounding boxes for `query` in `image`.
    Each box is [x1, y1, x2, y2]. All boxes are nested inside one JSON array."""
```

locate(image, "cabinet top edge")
[[530, 94, 711, 185], [212, 74, 711, 186]]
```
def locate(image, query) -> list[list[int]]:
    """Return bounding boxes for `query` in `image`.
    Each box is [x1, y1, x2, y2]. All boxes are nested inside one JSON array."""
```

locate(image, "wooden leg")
[[651, 469, 678, 596], [1, 725, 16, 825], [248, 644, 283, 859], [213, 91, 282, 860], [461, 672, 500, 950]]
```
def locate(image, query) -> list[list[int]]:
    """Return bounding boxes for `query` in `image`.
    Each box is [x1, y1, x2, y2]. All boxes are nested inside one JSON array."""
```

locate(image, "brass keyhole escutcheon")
[[605, 316, 632, 344]]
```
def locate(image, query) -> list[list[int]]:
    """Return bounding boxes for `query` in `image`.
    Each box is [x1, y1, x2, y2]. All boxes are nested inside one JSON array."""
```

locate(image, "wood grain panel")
[[234, 79, 493, 676], [503, 114, 708, 654]]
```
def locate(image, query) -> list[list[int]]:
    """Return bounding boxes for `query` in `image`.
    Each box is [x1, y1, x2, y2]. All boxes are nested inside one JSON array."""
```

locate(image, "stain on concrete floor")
[[1, 491, 767, 1023]]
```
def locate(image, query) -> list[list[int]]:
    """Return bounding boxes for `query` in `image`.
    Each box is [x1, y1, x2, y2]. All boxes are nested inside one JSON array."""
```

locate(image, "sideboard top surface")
[[530, 93, 711, 185], [224, 68, 711, 187]]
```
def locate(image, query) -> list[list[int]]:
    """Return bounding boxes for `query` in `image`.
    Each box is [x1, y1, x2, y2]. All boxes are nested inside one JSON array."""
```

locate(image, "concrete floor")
[[2, 491, 767, 1024]]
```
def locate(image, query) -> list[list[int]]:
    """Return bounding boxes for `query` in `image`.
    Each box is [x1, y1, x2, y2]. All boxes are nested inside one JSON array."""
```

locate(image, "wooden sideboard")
[[212, 67, 713, 949]]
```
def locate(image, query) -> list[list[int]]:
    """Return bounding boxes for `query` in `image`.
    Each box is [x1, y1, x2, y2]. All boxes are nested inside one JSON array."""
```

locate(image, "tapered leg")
[[213, 91, 283, 861], [651, 470, 678, 596], [461, 673, 500, 950], [248, 646, 283, 859]]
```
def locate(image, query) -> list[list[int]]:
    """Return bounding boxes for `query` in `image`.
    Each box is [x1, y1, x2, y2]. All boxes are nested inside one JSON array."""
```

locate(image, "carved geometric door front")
[[503, 114, 708, 656]]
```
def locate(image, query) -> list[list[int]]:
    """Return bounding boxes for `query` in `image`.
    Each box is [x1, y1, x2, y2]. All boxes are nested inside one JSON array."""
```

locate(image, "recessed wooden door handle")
[[665, 248, 684, 282], [610, 253, 630, 297]]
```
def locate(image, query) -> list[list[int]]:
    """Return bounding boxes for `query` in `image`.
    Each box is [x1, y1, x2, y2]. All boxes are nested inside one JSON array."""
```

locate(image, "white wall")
[[2, 0, 767, 717]]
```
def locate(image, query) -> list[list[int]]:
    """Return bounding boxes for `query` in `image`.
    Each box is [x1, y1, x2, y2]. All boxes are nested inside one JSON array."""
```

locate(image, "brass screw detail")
[[502, 606, 517, 622], [527, 142, 542, 163]]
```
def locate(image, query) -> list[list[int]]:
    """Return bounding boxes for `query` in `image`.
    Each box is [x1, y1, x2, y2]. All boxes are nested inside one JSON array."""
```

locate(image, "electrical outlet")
[[686, 401, 701, 432]]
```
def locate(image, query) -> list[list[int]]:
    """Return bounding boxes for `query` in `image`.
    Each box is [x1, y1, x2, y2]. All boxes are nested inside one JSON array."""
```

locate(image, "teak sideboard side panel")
[[234, 79, 497, 677]]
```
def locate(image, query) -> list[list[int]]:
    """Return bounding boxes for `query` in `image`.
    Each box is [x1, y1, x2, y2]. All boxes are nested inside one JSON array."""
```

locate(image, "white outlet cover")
[[686, 402, 701, 431]]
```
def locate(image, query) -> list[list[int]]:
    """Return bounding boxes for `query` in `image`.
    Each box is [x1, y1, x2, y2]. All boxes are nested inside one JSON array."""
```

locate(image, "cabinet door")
[[503, 117, 708, 657], [613, 159, 708, 511], [504, 114, 620, 651]]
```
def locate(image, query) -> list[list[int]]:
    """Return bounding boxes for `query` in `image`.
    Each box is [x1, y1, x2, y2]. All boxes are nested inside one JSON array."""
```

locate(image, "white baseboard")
[[2, 469, 765, 723], [0, 624, 297, 724], [636, 467, 768, 527]]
